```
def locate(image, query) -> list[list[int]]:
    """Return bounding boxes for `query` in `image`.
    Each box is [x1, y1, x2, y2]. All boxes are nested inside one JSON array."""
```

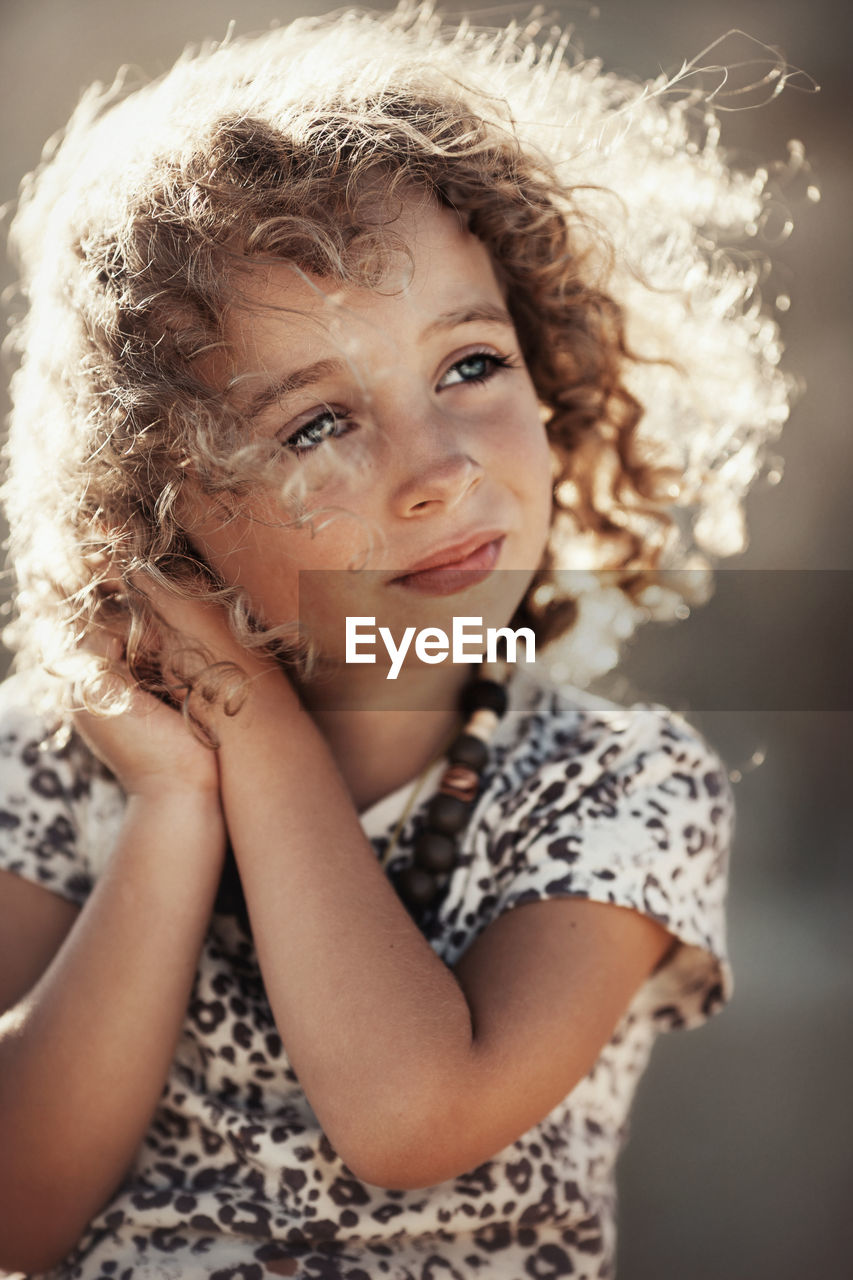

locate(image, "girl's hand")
[[74, 635, 222, 800], [74, 571, 295, 797], [123, 572, 301, 737]]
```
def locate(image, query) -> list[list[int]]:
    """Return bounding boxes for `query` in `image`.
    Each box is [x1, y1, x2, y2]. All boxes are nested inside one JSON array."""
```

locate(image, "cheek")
[[512, 405, 554, 556], [502, 390, 553, 500], [178, 486, 379, 650], [180, 499, 300, 620], [204, 512, 380, 636]]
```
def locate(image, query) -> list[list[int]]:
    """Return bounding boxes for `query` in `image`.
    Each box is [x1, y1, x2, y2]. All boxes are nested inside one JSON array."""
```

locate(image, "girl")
[[0, 5, 793, 1278]]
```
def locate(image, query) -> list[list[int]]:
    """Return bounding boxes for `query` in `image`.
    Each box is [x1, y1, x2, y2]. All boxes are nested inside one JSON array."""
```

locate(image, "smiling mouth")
[[390, 536, 505, 596]]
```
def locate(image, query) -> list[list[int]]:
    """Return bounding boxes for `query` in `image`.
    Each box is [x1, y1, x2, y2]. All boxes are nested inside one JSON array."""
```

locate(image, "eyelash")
[[279, 350, 518, 455]]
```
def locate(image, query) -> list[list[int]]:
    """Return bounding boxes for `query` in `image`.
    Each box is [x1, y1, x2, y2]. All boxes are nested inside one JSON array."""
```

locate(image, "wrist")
[[215, 663, 304, 746], [123, 782, 224, 818], [113, 790, 228, 887]]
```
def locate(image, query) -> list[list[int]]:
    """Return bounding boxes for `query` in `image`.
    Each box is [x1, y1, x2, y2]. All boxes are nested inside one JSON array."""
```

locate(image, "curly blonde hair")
[[1, 2, 798, 722]]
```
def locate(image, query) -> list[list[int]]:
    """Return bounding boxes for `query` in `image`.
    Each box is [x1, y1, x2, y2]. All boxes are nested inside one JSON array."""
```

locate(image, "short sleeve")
[[0, 679, 95, 907], [492, 703, 734, 1032]]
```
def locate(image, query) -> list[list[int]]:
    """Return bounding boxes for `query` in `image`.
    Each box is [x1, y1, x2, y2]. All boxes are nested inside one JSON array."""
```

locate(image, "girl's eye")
[[280, 408, 352, 454], [439, 351, 517, 389], [278, 351, 517, 453]]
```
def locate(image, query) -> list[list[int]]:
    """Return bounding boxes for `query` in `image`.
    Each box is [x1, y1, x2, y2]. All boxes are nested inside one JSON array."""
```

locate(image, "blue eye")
[[279, 351, 517, 454], [440, 351, 516, 388], [281, 409, 352, 454]]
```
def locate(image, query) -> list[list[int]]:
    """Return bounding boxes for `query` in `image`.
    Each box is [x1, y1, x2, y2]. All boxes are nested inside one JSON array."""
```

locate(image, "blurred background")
[[0, 1, 850, 1277]]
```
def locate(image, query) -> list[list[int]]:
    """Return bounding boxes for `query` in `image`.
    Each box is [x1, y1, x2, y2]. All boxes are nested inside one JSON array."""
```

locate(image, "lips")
[[390, 534, 505, 596], [392, 531, 506, 579]]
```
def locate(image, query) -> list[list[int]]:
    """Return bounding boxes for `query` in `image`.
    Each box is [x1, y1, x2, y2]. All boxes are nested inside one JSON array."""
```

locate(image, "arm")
[[97, 583, 673, 1193], [0, 871, 80, 1015], [218, 671, 674, 1190], [0, 704, 226, 1274]]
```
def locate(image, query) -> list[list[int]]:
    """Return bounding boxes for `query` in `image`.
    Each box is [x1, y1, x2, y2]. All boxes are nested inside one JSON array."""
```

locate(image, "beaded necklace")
[[216, 668, 510, 928], [382, 667, 509, 912]]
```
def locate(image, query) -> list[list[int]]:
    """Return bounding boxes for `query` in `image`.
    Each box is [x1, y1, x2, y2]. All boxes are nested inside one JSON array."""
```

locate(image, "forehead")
[[223, 198, 505, 357]]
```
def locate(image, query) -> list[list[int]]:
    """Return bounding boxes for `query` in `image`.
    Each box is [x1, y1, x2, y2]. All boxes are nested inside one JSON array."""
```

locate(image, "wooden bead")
[[439, 764, 480, 803], [465, 708, 500, 743], [397, 865, 438, 907], [461, 678, 508, 718], [414, 829, 456, 875], [426, 792, 470, 835], [448, 732, 489, 771], [387, 677, 508, 917]]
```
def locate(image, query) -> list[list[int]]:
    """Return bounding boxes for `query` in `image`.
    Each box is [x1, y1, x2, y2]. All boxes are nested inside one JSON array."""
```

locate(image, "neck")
[[294, 662, 477, 812]]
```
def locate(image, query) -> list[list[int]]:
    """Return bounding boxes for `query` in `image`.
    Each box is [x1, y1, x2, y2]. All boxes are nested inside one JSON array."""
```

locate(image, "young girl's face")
[[184, 195, 554, 676]]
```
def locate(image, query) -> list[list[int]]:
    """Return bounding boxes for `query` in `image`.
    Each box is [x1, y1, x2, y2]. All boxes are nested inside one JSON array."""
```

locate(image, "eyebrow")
[[243, 302, 515, 418], [244, 358, 344, 419], [420, 302, 515, 342]]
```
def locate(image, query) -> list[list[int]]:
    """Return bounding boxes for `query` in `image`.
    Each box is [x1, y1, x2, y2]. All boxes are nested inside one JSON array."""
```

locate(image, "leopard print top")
[[0, 669, 734, 1280]]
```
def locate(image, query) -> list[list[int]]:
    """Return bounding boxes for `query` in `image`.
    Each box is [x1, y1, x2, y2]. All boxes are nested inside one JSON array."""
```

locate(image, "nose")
[[389, 426, 485, 518]]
